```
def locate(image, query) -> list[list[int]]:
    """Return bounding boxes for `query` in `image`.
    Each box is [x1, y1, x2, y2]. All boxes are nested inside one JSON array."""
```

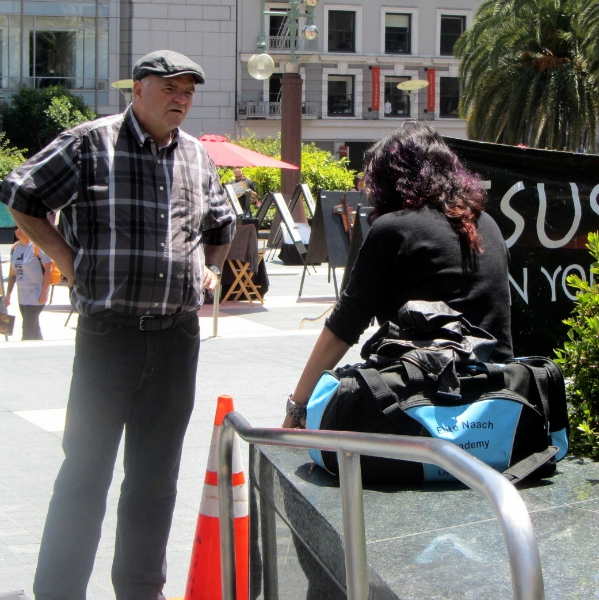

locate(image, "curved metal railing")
[[217, 412, 544, 600]]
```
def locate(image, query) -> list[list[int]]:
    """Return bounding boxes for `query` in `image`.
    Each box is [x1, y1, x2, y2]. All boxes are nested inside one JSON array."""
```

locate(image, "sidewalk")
[[0, 245, 371, 599]]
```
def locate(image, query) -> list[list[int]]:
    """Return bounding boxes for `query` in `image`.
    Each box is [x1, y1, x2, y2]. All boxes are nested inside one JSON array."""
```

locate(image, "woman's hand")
[[282, 414, 306, 429]]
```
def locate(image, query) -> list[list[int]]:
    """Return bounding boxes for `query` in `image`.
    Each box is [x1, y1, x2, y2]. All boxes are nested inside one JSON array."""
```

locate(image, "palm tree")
[[455, 0, 599, 153], [581, 1, 599, 88]]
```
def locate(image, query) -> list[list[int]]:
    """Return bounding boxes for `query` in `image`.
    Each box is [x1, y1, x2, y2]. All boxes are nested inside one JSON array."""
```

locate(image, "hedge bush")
[[554, 231, 599, 459]]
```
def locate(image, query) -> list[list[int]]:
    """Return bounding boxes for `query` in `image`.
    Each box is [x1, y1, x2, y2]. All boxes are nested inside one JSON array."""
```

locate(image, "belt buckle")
[[139, 315, 157, 331]]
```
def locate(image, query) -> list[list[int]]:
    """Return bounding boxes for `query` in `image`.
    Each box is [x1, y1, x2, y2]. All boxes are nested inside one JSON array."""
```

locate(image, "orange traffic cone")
[[185, 395, 249, 600]]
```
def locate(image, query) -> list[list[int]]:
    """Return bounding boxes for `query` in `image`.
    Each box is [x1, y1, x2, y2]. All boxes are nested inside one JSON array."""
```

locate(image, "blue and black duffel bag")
[[307, 301, 569, 485]]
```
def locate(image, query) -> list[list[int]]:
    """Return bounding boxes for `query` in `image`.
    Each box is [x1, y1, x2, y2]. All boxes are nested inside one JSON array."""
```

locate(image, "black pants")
[[19, 303, 44, 340], [33, 314, 201, 600]]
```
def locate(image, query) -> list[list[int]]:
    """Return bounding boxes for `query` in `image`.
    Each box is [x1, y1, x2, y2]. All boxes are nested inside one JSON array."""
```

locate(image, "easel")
[[339, 204, 373, 292], [224, 183, 245, 218], [259, 184, 315, 262], [299, 204, 372, 329], [298, 190, 363, 298], [255, 192, 307, 263]]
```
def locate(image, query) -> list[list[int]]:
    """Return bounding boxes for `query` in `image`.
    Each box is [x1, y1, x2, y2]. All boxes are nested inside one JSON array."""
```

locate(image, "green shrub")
[[4, 85, 96, 155], [0, 133, 27, 227], [216, 129, 356, 198], [554, 231, 599, 459], [0, 132, 26, 179]]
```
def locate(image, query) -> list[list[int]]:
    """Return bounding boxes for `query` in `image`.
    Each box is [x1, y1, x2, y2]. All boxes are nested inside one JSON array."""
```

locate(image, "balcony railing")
[[239, 101, 318, 119], [268, 36, 317, 52]]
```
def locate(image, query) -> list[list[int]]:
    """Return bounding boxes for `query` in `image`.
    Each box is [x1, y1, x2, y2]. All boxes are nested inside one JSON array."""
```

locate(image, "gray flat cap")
[[133, 50, 205, 84]]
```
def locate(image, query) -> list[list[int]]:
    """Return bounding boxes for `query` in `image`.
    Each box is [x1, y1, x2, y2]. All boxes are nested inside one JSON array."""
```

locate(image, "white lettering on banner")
[[461, 420, 493, 430], [590, 184, 599, 215], [509, 269, 528, 303], [501, 181, 526, 248], [499, 181, 597, 249], [510, 264, 596, 304], [541, 266, 562, 302], [537, 183, 581, 249], [562, 264, 586, 301]]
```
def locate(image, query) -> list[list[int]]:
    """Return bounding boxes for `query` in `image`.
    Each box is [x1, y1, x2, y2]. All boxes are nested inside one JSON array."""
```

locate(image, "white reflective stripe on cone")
[[199, 483, 249, 519], [206, 424, 245, 475]]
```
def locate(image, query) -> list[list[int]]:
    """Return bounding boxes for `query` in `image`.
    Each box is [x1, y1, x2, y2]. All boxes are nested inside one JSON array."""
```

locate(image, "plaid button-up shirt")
[[0, 106, 236, 317]]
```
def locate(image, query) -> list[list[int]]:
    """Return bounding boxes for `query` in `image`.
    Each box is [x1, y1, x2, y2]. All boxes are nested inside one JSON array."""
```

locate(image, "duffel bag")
[[306, 301, 569, 485]]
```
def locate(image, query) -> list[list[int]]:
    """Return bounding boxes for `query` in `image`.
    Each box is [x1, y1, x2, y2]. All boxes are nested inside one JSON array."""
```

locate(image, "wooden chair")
[[221, 249, 265, 306]]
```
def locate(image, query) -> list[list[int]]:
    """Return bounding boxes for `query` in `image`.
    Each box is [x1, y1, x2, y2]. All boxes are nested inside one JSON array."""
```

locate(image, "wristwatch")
[[286, 395, 307, 420], [207, 264, 221, 277]]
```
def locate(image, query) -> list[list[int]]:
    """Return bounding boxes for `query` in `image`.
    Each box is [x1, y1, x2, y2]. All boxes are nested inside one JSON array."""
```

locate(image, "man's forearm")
[[204, 242, 231, 270], [9, 208, 76, 285]]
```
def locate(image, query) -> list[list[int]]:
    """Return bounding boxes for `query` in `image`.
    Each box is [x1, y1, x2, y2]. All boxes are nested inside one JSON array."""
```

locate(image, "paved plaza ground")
[[0, 244, 372, 599]]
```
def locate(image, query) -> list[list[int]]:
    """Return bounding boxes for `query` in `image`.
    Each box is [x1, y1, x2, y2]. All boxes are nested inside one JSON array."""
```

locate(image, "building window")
[[328, 10, 355, 53], [440, 77, 461, 117], [384, 77, 410, 117], [268, 74, 282, 103], [268, 14, 300, 51], [0, 13, 109, 98], [328, 75, 354, 116], [385, 13, 411, 54], [30, 30, 76, 87], [440, 15, 466, 56]]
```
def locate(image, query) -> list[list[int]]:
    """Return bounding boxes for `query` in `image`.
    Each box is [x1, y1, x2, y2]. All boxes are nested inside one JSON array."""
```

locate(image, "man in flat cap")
[[1, 50, 236, 599]]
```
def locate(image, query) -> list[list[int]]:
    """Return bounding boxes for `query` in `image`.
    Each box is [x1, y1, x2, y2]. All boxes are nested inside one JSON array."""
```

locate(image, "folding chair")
[[221, 251, 265, 306]]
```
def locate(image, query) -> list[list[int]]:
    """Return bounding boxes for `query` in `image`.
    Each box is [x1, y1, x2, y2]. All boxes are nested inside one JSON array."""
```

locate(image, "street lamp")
[[248, 0, 318, 220], [396, 79, 429, 120], [111, 79, 134, 105]]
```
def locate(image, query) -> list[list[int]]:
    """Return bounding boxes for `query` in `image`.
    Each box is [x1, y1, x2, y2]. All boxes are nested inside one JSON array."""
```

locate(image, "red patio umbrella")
[[199, 134, 299, 169]]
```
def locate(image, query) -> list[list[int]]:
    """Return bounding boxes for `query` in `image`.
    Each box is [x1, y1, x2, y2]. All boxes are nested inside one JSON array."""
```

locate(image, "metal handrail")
[[218, 412, 544, 600]]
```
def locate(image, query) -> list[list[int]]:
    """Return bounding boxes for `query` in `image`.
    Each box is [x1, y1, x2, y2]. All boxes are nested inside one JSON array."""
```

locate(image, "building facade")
[[0, 0, 482, 168], [237, 0, 483, 170]]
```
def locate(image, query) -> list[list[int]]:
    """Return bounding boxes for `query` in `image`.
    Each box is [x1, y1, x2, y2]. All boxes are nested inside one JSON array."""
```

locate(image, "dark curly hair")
[[364, 123, 487, 252]]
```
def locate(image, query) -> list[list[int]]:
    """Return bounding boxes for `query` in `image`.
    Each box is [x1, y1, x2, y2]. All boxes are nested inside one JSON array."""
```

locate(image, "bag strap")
[[355, 367, 399, 410], [515, 362, 552, 428], [355, 361, 426, 428], [502, 446, 559, 485]]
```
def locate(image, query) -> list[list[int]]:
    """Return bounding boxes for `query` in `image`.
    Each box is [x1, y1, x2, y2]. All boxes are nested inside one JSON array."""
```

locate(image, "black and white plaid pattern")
[[1, 107, 236, 317]]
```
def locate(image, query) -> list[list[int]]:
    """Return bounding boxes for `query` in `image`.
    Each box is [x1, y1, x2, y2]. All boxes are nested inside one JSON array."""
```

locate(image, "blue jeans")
[[33, 314, 200, 600]]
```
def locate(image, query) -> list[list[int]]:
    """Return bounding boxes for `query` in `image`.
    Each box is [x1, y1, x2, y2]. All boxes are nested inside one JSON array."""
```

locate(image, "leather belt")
[[97, 310, 197, 331]]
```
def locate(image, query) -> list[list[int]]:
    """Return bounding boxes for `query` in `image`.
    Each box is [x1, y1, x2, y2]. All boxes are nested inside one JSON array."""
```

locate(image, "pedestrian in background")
[[1, 49, 236, 600], [233, 167, 259, 213], [4, 226, 52, 340], [350, 173, 364, 191]]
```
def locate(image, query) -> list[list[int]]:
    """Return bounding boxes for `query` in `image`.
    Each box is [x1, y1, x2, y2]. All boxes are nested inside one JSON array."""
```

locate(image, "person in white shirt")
[[5, 226, 52, 339]]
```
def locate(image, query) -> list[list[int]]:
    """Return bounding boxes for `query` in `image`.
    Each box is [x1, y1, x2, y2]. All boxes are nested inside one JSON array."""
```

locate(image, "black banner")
[[446, 138, 599, 357]]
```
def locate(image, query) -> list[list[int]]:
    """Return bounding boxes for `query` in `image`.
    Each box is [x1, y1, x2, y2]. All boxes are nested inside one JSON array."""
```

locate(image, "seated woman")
[[283, 122, 513, 428]]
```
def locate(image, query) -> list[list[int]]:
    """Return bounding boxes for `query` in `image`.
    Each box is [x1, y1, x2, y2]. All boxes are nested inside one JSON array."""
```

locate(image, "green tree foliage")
[[0, 132, 26, 179], [216, 130, 355, 198], [0, 132, 26, 227], [455, 0, 599, 152], [4, 85, 96, 156], [581, 2, 599, 88], [554, 232, 599, 459]]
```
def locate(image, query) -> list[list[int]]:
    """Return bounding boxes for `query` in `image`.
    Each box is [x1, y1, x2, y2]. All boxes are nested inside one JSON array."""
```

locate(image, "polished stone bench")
[[248, 445, 599, 600]]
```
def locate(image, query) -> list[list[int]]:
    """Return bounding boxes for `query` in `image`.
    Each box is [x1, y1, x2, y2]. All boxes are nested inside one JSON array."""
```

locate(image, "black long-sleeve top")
[[326, 205, 513, 362]]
